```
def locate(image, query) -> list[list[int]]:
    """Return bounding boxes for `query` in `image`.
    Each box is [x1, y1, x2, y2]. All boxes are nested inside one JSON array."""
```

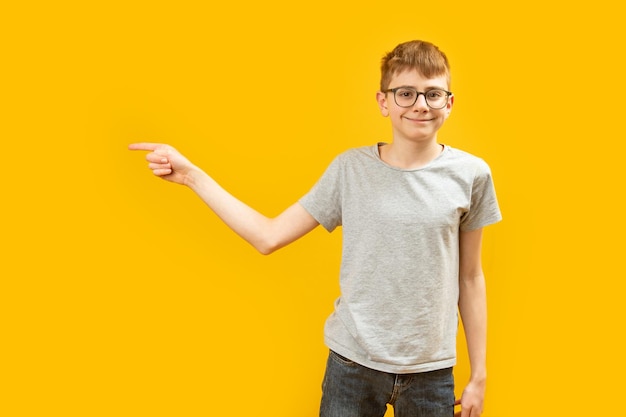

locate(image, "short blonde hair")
[[380, 40, 451, 91]]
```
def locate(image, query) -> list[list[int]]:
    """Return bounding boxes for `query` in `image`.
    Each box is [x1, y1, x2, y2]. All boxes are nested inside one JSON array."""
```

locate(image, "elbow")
[[256, 245, 276, 256], [250, 221, 291, 255], [254, 238, 281, 256]]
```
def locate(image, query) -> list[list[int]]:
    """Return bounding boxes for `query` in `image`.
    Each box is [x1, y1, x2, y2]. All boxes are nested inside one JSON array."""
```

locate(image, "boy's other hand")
[[128, 143, 197, 186], [454, 390, 484, 417]]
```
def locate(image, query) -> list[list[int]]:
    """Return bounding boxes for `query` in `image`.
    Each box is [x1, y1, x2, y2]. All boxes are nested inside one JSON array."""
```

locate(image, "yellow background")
[[2, 1, 624, 416]]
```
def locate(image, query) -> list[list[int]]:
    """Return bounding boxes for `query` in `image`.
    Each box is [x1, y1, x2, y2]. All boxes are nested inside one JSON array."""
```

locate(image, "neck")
[[380, 140, 443, 169]]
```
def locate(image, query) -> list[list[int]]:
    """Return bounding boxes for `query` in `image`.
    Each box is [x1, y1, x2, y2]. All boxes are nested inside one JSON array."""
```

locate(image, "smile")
[[405, 117, 434, 122]]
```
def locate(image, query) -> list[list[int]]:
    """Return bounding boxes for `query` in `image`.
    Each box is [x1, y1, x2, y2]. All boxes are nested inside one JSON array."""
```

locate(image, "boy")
[[130, 40, 501, 417]]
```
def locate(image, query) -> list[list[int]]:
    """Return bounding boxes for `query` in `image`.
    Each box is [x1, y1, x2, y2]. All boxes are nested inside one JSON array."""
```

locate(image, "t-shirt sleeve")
[[460, 160, 502, 231], [298, 156, 343, 232]]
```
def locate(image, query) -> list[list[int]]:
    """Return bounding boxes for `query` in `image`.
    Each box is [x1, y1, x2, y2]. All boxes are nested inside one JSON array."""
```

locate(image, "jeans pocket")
[[329, 350, 356, 366]]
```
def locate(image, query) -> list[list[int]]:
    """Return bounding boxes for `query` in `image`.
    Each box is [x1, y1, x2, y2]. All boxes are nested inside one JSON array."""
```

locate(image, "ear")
[[376, 91, 390, 117], [443, 94, 454, 119]]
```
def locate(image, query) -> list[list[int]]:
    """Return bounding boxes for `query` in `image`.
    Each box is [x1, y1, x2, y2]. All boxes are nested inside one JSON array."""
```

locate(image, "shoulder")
[[442, 146, 493, 176], [328, 144, 379, 168], [336, 144, 377, 160]]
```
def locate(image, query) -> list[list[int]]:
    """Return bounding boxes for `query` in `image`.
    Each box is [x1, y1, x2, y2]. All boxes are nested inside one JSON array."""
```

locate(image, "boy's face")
[[376, 69, 453, 144]]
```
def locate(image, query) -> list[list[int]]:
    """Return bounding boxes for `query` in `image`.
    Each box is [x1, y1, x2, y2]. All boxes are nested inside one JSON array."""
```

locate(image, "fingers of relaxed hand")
[[463, 403, 482, 417], [455, 400, 480, 417]]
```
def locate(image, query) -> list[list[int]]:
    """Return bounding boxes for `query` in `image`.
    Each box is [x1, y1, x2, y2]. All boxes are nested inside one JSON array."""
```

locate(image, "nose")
[[413, 93, 429, 110]]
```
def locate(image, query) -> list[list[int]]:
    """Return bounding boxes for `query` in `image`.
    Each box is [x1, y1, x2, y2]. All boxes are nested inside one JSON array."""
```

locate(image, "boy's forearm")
[[185, 168, 275, 253], [458, 273, 488, 383]]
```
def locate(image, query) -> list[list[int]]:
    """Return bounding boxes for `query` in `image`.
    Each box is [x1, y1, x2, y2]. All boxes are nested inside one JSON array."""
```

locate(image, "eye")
[[426, 89, 445, 98], [396, 88, 416, 98]]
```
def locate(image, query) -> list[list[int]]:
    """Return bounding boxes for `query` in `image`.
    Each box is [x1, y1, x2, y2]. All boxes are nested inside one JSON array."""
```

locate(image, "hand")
[[128, 142, 197, 186], [454, 380, 485, 417]]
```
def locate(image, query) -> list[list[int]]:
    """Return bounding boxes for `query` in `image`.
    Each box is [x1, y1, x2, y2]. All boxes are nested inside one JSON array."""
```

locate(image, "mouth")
[[405, 117, 434, 123]]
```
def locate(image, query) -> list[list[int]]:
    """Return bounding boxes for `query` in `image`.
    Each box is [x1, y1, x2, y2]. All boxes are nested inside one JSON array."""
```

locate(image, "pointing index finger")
[[128, 142, 163, 151]]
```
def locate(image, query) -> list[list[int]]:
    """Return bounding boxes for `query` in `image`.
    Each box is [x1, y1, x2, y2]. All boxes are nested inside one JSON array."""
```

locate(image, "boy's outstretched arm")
[[456, 227, 487, 417], [128, 143, 319, 254]]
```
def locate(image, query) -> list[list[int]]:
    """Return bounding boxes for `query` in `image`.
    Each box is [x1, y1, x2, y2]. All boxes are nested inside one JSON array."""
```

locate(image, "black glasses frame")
[[384, 87, 453, 109]]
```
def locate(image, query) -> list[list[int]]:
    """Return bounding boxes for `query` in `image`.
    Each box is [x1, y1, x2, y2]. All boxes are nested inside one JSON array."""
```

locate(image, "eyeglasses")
[[384, 87, 453, 109]]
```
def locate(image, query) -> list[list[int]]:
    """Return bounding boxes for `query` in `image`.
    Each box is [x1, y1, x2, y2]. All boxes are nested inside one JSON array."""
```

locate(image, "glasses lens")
[[425, 89, 448, 109], [394, 88, 417, 107]]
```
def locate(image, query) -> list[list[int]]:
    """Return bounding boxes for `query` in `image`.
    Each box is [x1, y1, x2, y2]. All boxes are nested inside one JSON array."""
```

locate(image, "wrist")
[[184, 166, 204, 188], [469, 373, 487, 386]]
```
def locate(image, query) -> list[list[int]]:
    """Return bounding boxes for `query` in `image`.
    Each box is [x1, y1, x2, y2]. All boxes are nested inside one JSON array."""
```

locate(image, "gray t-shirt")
[[299, 143, 502, 374]]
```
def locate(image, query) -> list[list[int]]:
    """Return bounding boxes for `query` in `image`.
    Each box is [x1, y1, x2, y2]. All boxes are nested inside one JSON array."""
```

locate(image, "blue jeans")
[[320, 351, 454, 417]]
